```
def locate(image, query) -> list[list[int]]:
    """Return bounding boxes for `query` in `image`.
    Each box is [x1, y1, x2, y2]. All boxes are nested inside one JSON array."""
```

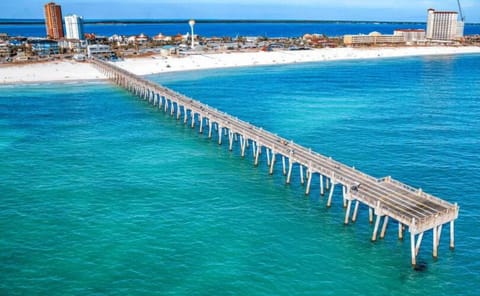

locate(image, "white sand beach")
[[1, 46, 480, 84], [114, 46, 480, 76], [0, 60, 105, 84]]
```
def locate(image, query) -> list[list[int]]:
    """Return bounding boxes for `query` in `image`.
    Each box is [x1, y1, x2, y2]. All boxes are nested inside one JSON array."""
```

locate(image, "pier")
[[91, 58, 459, 267]]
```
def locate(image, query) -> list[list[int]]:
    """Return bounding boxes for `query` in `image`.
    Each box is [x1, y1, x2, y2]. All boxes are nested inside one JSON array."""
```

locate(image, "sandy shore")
[[0, 60, 105, 84], [1, 46, 480, 84]]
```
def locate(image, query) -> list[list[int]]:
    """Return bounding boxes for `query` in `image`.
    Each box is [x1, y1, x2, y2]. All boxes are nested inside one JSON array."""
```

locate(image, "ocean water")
[[1, 21, 480, 38], [1, 54, 480, 295]]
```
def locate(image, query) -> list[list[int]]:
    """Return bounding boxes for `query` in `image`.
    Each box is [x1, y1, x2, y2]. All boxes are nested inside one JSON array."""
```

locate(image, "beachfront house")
[[28, 39, 60, 56], [87, 44, 112, 58], [152, 33, 172, 44], [0, 41, 12, 57]]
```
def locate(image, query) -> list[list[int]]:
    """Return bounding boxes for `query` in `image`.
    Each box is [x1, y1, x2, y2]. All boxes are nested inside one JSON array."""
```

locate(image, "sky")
[[0, 0, 479, 22]]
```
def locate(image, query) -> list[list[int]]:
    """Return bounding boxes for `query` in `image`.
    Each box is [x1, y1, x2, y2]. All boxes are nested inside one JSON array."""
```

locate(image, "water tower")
[[188, 19, 195, 49]]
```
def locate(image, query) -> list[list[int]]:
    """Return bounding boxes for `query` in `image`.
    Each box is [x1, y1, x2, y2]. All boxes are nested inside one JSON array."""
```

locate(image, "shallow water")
[[1, 54, 479, 295]]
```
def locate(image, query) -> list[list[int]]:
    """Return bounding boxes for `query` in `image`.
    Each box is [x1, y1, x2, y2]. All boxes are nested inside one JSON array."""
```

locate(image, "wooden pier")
[[91, 58, 459, 267]]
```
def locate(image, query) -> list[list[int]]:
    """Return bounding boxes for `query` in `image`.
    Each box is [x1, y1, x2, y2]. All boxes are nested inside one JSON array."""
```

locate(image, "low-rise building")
[[0, 41, 11, 57], [152, 33, 172, 43], [58, 39, 88, 52], [394, 29, 426, 45], [159, 45, 176, 56], [87, 44, 112, 58], [28, 39, 59, 56], [344, 32, 405, 46], [127, 33, 149, 45]]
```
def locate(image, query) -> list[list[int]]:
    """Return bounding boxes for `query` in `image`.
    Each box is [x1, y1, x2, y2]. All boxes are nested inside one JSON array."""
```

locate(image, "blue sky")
[[1, 0, 478, 22]]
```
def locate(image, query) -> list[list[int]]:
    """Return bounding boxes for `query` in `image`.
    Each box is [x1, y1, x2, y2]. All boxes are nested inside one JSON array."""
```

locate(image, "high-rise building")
[[426, 9, 463, 41], [65, 15, 84, 40], [44, 2, 64, 39]]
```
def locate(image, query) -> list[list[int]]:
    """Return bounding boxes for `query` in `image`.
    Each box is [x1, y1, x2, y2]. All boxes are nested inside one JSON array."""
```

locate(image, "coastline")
[[1, 46, 480, 84], [0, 60, 106, 85]]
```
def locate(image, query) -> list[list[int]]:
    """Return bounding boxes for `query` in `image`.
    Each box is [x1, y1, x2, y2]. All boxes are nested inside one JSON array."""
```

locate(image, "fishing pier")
[[91, 58, 459, 267]]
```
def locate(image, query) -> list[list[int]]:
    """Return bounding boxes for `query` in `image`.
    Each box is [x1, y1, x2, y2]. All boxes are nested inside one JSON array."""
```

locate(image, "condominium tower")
[[426, 9, 463, 41], [44, 2, 64, 39], [65, 15, 84, 40]]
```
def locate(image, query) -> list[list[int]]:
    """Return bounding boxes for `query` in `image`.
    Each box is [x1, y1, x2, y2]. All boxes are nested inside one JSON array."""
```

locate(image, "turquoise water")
[[1, 55, 479, 295]]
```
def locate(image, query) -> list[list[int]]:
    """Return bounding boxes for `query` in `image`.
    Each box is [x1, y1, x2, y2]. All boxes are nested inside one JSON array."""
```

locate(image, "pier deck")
[[91, 58, 459, 267]]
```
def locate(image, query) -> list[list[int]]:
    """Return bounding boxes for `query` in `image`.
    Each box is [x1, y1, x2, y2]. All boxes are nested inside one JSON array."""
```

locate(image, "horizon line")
[[1, 18, 478, 26]]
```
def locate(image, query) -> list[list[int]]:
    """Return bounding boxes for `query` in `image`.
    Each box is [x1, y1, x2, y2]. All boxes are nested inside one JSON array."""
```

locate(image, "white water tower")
[[188, 19, 195, 49]]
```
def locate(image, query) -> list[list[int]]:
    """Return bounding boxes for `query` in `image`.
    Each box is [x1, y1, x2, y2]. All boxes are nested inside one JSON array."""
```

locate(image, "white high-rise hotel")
[[64, 14, 84, 40], [426, 9, 464, 41]]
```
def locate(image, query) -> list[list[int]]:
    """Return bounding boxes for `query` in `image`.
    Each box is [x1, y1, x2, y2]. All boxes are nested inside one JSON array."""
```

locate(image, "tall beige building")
[[44, 2, 64, 39], [426, 9, 463, 41]]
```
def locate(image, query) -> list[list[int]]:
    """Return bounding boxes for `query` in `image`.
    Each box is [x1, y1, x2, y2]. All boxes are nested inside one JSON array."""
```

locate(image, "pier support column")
[[409, 230, 427, 267], [410, 233, 417, 267], [305, 169, 312, 195], [300, 165, 305, 185], [177, 106, 182, 120], [320, 175, 324, 196], [199, 117, 204, 133], [208, 121, 213, 138], [352, 201, 360, 223], [218, 126, 223, 145], [269, 152, 276, 175], [342, 186, 348, 208], [228, 131, 234, 151], [344, 199, 353, 225], [438, 224, 443, 244], [254, 145, 261, 166], [184, 109, 188, 124], [372, 214, 382, 242], [398, 223, 404, 240], [266, 148, 271, 166], [325, 177, 330, 191], [433, 225, 442, 259], [327, 183, 336, 208], [415, 232, 424, 258], [240, 136, 246, 158], [286, 160, 293, 184], [252, 141, 257, 158], [369, 208, 374, 224], [164, 99, 168, 113], [380, 216, 389, 239], [450, 220, 455, 250], [191, 113, 196, 128], [282, 156, 286, 176]]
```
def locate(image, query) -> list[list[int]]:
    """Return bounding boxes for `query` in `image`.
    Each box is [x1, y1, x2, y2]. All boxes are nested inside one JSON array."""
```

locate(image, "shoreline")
[[0, 60, 106, 85], [1, 46, 480, 85]]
